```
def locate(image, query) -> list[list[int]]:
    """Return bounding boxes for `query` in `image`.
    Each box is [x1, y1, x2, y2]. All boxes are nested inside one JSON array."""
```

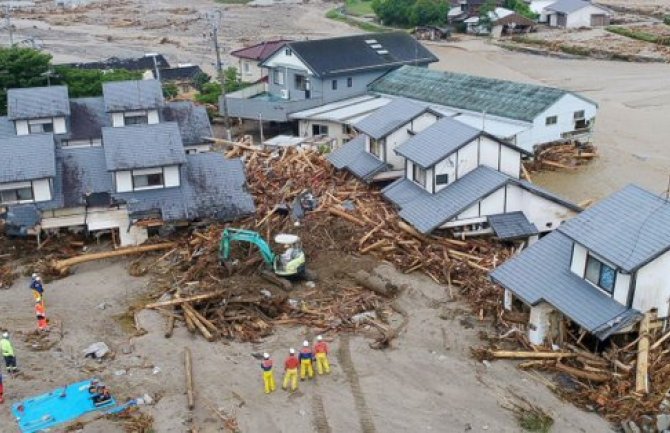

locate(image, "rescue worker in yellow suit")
[[261, 353, 276, 394], [282, 348, 299, 392], [299, 340, 314, 380], [314, 335, 331, 375]]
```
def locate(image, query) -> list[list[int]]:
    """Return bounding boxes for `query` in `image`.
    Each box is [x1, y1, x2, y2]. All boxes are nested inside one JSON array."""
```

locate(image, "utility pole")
[[207, 10, 231, 140], [4, 5, 13, 46]]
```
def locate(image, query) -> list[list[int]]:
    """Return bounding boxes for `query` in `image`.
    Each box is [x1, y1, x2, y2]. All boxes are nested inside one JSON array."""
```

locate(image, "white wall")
[[299, 120, 348, 146], [15, 120, 28, 135], [531, 94, 598, 149], [148, 109, 159, 125], [112, 113, 124, 128], [566, 5, 611, 28], [634, 250, 670, 318], [53, 117, 67, 134], [500, 145, 521, 178], [570, 243, 587, 276], [164, 165, 180, 187], [433, 154, 456, 193], [115, 171, 133, 193], [411, 112, 439, 133], [456, 140, 479, 179], [239, 59, 264, 82], [505, 183, 575, 232], [263, 48, 311, 73], [613, 272, 631, 306], [32, 179, 52, 202]]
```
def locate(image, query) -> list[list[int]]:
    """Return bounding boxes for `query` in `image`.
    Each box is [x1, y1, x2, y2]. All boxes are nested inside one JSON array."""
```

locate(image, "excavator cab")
[[273, 234, 306, 277]]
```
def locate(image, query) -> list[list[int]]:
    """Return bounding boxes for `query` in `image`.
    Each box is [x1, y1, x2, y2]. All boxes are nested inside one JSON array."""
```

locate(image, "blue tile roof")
[[488, 212, 539, 240], [0, 134, 56, 183], [102, 123, 186, 171], [558, 185, 670, 272], [0, 116, 16, 139], [327, 135, 387, 182], [7, 86, 70, 120], [490, 231, 641, 339], [103, 80, 164, 112], [381, 177, 427, 208], [353, 98, 431, 140]]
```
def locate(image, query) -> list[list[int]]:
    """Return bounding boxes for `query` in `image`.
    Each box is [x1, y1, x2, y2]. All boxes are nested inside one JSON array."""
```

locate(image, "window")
[[545, 116, 558, 126], [413, 164, 427, 187], [61, 138, 102, 148], [347, 77, 353, 88], [124, 112, 148, 125], [295, 75, 307, 91], [574, 110, 585, 120], [0, 186, 33, 204], [285, 48, 292, 56], [132, 171, 164, 189], [311, 124, 329, 136], [369, 139, 382, 158], [244, 62, 250, 73], [585, 254, 616, 293], [331, 80, 337, 90], [435, 174, 449, 185], [28, 119, 54, 134], [273, 69, 284, 85]]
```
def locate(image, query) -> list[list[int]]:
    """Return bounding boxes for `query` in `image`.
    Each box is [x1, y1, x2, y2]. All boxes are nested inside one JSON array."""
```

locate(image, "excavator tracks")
[[337, 334, 378, 433]]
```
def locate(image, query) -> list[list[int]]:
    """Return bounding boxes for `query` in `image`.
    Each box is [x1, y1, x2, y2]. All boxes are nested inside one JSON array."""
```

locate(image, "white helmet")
[[303, 340, 309, 347], [289, 348, 295, 355], [2, 332, 8, 338], [263, 352, 270, 359], [317, 335, 323, 341], [32, 273, 38, 279], [35, 276, 42, 282]]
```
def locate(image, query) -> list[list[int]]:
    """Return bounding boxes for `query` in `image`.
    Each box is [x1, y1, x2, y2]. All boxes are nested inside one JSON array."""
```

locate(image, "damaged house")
[[490, 185, 670, 345], [1, 80, 255, 245]]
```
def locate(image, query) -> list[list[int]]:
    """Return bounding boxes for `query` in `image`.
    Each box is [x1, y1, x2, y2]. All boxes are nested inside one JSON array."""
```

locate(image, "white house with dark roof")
[[0, 80, 255, 246], [327, 98, 440, 182], [491, 185, 670, 344], [380, 116, 580, 238]]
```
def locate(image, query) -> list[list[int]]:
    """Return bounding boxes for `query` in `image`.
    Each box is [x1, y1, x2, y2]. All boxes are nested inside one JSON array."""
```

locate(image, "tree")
[[0, 47, 52, 115], [409, 0, 447, 26], [503, 0, 538, 19], [372, 0, 414, 27], [193, 72, 211, 92], [53, 67, 142, 98], [478, 0, 497, 32], [162, 83, 179, 99]]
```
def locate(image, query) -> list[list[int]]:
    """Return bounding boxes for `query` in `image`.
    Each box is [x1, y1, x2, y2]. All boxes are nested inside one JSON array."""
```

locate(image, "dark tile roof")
[[0, 134, 56, 182], [558, 185, 670, 272], [272, 32, 438, 78], [159, 65, 204, 82], [67, 97, 111, 141], [326, 135, 387, 182], [103, 80, 164, 112], [353, 98, 431, 140], [116, 186, 190, 221], [7, 86, 71, 120], [58, 146, 113, 207], [490, 231, 642, 340], [160, 102, 212, 145], [102, 123, 186, 171], [231, 40, 291, 61], [488, 212, 539, 240], [0, 116, 16, 139], [370, 66, 597, 122], [60, 54, 170, 71]]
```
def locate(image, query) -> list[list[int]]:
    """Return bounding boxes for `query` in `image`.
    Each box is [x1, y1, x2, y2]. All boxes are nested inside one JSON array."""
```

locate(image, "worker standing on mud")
[[30, 274, 44, 304], [314, 335, 330, 375], [0, 332, 17, 374], [282, 348, 299, 392], [35, 301, 48, 331], [299, 340, 315, 380], [261, 353, 276, 394]]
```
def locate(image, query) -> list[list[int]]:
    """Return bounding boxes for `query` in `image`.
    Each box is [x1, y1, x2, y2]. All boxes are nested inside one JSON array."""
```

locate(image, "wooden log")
[[164, 315, 176, 338], [185, 347, 195, 410], [521, 163, 532, 182], [145, 291, 226, 309], [490, 350, 577, 360], [359, 239, 388, 254], [183, 304, 219, 335], [650, 328, 670, 350], [541, 160, 574, 170], [636, 313, 651, 393], [184, 308, 214, 341], [397, 221, 429, 243], [327, 207, 366, 227], [555, 362, 609, 383], [54, 242, 176, 273], [350, 270, 399, 297]]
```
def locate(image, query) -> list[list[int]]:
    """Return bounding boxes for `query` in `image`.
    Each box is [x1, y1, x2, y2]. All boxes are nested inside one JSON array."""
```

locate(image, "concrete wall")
[[530, 94, 598, 148], [634, 250, 670, 318]]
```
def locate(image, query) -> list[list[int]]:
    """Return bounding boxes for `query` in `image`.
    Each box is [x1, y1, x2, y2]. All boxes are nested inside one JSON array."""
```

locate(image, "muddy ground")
[[0, 251, 614, 433]]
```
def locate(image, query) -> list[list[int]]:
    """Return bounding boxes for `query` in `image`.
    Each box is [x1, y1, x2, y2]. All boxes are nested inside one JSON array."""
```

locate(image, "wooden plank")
[[490, 350, 578, 360], [636, 313, 651, 393]]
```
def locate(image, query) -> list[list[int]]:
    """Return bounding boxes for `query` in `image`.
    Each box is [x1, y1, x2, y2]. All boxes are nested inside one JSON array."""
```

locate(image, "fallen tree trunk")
[[328, 207, 366, 227], [185, 347, 195, 410], [490, 350, 578, 359], [350, 270, 399, 297], [555, 361, 610, 383], [145, 291, 226, 309], [54, 242, 176, 273], [636, 313, 651, 393]]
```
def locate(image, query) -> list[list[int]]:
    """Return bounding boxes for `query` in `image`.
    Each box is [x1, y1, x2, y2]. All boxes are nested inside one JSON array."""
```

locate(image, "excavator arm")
[[219, 228, 276, 265]]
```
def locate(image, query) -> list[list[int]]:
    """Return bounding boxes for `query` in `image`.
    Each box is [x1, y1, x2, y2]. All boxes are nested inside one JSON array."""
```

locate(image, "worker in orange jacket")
[[282, 348, 299, 392], [35, 301, 48, 331], [314, 335, 331, 375], [260, 353, 276, 394]]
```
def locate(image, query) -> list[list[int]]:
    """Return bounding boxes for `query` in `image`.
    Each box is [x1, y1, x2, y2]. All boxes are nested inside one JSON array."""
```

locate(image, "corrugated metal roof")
[[382, 177, 427, 207], [488, 212, 539, 240], [103, 80, 164, 112], [7, 86, 70, 120], [490, 231, 641, 339], [558, 185, 670, 272], [327, 135, 366, 169], [102, 123, 186, 171], [326, 135, 387, 181], [370, 66, 596, 122], [0, 134, 56, 182], [354, 98, 430, 140], [545, 0, 610, 14], [289, 95, 391, 124], [394, 116, 481, 169]]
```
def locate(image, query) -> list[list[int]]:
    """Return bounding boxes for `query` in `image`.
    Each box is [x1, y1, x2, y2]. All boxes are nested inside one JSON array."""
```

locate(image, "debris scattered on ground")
[[525, 141, 598, 173]]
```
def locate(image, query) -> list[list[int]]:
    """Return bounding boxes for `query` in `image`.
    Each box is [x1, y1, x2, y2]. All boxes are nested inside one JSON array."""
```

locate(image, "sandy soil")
[[0, 257, 614, 433], [597, 0, 670, 17]]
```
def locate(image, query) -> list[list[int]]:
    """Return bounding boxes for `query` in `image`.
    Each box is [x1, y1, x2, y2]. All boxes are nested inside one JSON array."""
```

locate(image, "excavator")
[[218, 228, 314, 288]]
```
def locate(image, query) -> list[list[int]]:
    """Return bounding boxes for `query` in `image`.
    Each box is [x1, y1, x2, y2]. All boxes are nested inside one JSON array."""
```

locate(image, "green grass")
[[606, 26, 670, 46], [344, 0, 375, 17], [518, 412, 554, 433], [326, 8, 389, 32]]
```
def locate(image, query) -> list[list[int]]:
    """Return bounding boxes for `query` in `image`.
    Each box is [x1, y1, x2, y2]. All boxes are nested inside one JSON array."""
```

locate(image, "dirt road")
[[0, 258, 613, 432]]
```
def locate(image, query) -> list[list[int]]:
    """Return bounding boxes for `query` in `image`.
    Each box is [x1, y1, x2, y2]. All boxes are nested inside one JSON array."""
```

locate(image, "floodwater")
[[428, 40, 670, 203]]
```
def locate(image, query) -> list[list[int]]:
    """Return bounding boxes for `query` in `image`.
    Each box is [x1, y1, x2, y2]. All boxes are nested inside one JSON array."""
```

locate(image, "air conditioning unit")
[[280, 89, 289, 100]]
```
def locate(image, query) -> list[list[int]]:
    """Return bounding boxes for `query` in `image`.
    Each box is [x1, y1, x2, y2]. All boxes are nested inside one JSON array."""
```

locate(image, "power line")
[[206, 10, 231, 140]]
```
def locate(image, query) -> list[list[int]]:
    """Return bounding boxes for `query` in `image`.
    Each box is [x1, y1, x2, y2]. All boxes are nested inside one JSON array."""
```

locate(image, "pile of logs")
[[525, 141, 597, 173]]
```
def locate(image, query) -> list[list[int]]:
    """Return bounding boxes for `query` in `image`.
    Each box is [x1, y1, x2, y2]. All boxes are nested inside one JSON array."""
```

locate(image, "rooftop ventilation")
[[371, 44, 382, 49], [376, 49, 389, 55], [365, 39, 378, 44]]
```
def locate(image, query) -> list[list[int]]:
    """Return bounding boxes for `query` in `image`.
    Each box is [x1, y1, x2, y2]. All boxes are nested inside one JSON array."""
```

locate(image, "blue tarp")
[[11, 379, 116, 433]]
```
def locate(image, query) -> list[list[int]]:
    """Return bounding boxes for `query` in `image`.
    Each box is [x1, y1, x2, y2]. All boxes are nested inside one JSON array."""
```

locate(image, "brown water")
[[428, 40, 670, 203]]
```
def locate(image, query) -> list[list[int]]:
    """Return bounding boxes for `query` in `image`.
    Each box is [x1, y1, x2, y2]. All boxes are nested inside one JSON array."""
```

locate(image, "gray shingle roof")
[[103, 80, 164, 112], [488, 212, 539, 240], [558, 185, 670, 272], [326, 135, 387, 182], [370, 66, 596, 122], [102, 123, 186, 171], [58, 146, 113, 207], [545, 0, 610, 14], [394, 116, 480, 169], [4, 205, 40, 229], [67, 97, 111, 141], [117, 186, 190, 221], [161, 102, 212, 146], [490, 231, 641, 340], [382, 177, 429, 207], [354, 98, 432, 140], [0, 134, 56, 182], [7, 86, 70, 120], [0, 116, 16, 139]]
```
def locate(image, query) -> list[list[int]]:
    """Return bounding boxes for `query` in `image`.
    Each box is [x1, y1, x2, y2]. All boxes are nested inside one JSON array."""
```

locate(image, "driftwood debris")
[[53, 242, 175, 273], [185, 347, 195, 410]]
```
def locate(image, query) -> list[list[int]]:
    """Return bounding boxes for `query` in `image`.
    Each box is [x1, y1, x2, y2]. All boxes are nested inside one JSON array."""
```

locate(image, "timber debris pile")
[[525, 141, 598, 172]]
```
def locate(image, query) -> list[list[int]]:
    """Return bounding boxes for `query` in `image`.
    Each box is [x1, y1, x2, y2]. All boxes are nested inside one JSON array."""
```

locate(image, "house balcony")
[[223, 82, 326, 122]]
